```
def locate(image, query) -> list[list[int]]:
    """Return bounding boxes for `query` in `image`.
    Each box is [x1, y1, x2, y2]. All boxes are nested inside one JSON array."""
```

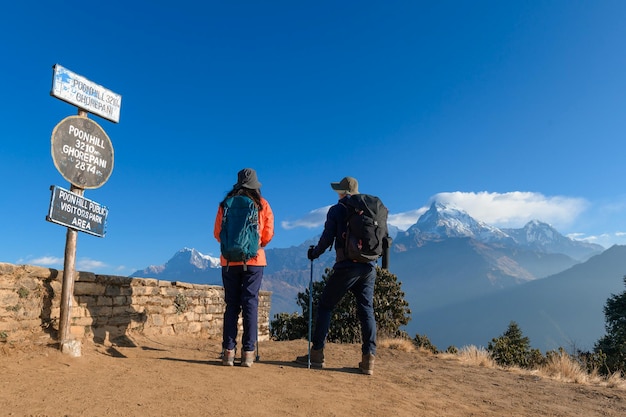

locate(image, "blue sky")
[[2, 1, 626, 275]]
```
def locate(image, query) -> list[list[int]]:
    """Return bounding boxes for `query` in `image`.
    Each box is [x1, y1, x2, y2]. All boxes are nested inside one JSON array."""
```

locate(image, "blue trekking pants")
[[312, 263, 377, 355], [221, 265, 264, 352]]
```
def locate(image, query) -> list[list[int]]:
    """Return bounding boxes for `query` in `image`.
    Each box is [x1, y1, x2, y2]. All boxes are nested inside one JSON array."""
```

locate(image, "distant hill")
[[412, 245, 626, 352], [392, 236, 584, 314]]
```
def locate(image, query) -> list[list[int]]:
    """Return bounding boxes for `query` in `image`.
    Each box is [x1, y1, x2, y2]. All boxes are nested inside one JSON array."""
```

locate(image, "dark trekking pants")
[[221, 265, 264, 352], [312, 262, 377, 355]]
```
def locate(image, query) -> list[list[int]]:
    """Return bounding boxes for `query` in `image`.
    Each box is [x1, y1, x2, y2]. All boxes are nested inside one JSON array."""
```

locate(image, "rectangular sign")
[[46, 185, 108, 237], [50, 64, 122, 123]]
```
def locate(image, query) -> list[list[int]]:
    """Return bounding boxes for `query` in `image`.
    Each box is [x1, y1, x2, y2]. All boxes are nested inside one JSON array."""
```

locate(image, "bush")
[[487, 321, 544, 368], [374, 268, 412, 339], [413, 333, 438, 354], [270, 312, 307, 341], [574, 349, 608, 375], [445, 345, 459, 355]]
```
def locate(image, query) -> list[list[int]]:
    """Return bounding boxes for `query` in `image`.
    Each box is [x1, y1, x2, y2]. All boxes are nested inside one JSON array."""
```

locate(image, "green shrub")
[[575, 349, 608, 374], [413, 333, 438, 354], [445, 345, 459, 354], [487, 321, 544, 368], [270, 312, 307, 341]]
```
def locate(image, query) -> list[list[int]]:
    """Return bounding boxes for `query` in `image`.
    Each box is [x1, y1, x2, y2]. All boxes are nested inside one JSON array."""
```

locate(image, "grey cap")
[[235, 168, 262, 189], [330, 176, 359, 194]]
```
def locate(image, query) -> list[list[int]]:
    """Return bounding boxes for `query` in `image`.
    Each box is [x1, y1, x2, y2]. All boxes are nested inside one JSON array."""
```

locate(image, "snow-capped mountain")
[[393, 202, 602, 261], [131, 248, 221, 283], [396, 202, 514, 248], [502, 220, 603, 261]]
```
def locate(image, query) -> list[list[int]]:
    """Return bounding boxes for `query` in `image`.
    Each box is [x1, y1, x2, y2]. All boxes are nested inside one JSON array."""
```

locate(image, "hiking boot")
[[241, 350, 255, 367], [359, 353, 375, 375], [295, 348, 325, 368], [222, 348, 235, 366]]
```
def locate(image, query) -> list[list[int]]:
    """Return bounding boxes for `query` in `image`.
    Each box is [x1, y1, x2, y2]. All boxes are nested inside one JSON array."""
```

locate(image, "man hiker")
[[295, 176, 377, 375]]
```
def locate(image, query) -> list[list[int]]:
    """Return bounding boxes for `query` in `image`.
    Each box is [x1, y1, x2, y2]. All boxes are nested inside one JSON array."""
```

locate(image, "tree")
[[270, 266, 411, 342], [269, 312, 307, 341], [487, 321, 544, 368], [414, 333, 439, 354], [594, 275, 626, 375]]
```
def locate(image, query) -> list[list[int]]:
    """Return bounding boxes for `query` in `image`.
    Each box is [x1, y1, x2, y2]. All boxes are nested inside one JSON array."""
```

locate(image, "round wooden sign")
[[51, 116, 114, 189]]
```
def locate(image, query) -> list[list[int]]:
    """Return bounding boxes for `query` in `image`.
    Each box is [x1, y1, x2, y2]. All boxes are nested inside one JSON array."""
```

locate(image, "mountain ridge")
[[413, 244, 626, 351], [129, 202, 613, 350]]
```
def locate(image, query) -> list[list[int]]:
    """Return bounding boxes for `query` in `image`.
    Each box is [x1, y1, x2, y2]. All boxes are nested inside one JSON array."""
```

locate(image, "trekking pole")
[[308, 246, 314, 369], [256, 318, 261, 362]]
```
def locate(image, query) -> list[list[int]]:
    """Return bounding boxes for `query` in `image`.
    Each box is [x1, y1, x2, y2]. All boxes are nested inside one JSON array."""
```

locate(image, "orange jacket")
[[213, 197, 274, 267]]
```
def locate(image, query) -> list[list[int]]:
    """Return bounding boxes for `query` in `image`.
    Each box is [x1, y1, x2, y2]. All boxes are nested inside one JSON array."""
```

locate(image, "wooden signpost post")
[[48, 65, 121, 355]]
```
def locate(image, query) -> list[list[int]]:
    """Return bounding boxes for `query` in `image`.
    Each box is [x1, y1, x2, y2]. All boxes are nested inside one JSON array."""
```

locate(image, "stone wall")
[[0, 262, 271, 345]]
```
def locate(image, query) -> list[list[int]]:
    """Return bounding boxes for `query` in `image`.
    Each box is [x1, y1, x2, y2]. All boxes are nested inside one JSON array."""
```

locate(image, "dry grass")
[[378, 337, 415, 352], [456, 345, 497, 368], [454, 344, 626, 390], [541, 352, 626, 389], [541, 350, 589, 384], [379, 338, 626, 391], [606, 372, 626, 389]]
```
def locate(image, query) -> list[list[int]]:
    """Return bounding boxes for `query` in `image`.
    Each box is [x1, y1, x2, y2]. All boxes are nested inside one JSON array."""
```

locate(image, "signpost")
[[51, 64, 122, 123], [51, 115, 114, 189], [48, 65, 120, 356], [47, 186, 108, 237]]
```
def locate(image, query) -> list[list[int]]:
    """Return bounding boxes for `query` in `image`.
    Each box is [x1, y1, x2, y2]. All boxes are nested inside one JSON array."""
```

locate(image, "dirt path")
[[1, 335, 625, 417]]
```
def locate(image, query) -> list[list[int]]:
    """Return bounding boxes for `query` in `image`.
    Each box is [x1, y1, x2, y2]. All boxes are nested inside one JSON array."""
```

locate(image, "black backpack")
[[342, 194, 390, 265]]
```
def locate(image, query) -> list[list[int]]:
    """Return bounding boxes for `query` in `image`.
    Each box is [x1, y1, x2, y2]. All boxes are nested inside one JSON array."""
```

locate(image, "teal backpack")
[[219, 195, 260, 270]]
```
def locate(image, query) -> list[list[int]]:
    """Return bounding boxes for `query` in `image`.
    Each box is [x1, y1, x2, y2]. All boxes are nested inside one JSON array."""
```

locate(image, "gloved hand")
[[307, 247, 319, 260]]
